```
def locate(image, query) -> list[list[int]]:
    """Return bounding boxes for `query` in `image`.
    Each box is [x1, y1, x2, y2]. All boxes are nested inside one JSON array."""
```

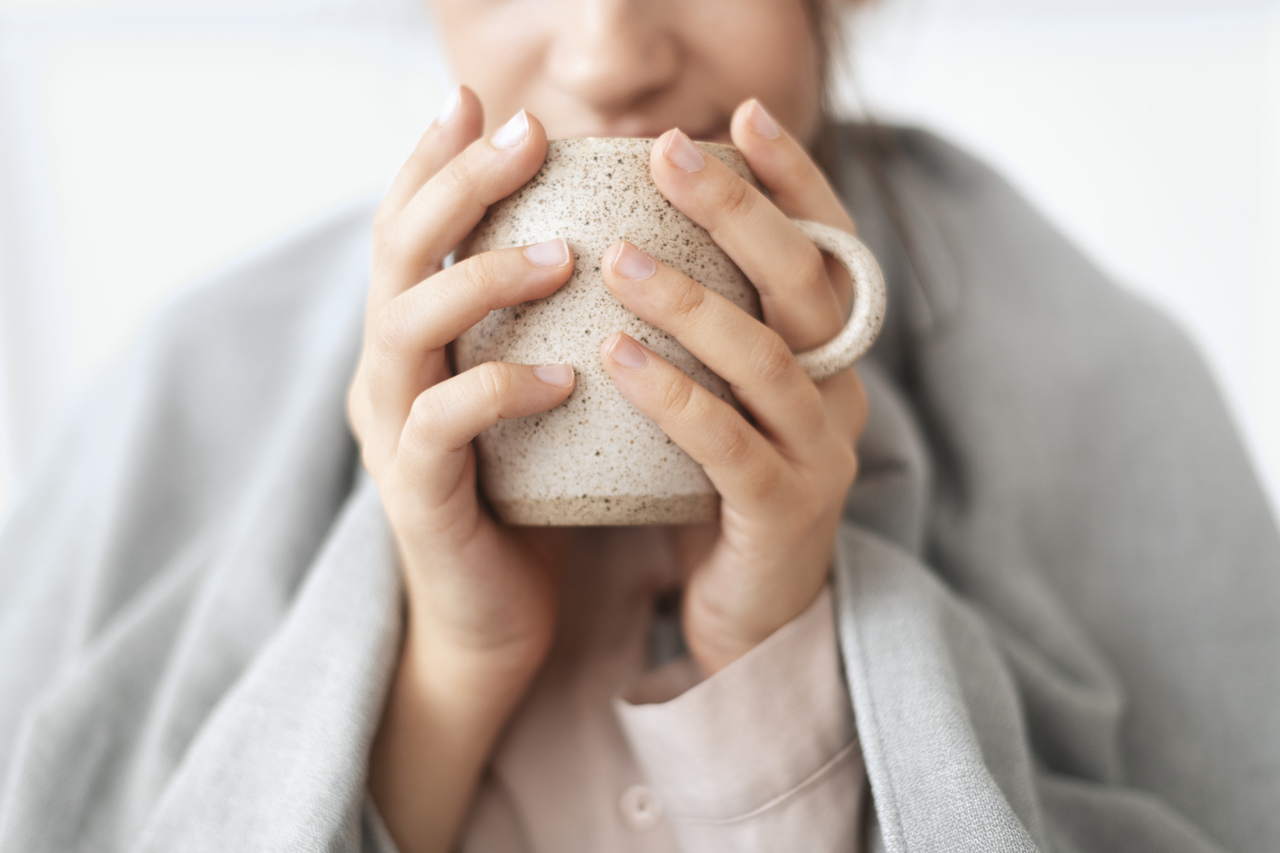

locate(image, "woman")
[[0, 1, 1276, 852]]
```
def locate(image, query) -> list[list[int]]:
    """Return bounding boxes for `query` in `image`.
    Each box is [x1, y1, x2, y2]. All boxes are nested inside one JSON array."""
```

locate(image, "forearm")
[[368, 605, 538, 853]]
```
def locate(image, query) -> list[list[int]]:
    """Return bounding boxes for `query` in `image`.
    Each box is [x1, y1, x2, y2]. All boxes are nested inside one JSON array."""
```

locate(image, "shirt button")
[[618, 783, 664, 830]]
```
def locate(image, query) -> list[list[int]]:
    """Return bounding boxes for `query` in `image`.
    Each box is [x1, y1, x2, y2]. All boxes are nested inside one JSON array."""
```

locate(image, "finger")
[[374, 109, 549, 308], [599, 332, 788, 511], [376, 86, 484, 224], [366, 239, 574, 447], [731, 99, 857, 321], [729, 99, 856, 233], [649, 128, 842, 351], [602, 240, 826, 452], [398, 361, 575, 507]]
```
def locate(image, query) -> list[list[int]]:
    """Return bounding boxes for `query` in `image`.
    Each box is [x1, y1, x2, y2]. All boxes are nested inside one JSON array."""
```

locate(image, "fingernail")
[[663, 129, 705, 172], [491, 110, 529, 149], [606, 334, 648, 369], [611, 241, 656, 280], [748, 99, 781, 139], [534, 364, 575, 387], [524, 238, 570, 267], [434, 87, 462, 126]]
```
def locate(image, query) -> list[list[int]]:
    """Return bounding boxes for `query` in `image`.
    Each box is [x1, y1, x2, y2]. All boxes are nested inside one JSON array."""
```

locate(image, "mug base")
[[492, 492, 719, 526]]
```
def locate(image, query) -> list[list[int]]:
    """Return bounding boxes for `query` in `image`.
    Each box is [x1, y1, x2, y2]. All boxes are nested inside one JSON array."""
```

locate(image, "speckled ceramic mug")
[[456, 137, 885, 526]]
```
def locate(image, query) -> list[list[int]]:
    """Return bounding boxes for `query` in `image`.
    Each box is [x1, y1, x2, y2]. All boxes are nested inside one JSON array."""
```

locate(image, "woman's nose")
[[547, 0, 680, 115]]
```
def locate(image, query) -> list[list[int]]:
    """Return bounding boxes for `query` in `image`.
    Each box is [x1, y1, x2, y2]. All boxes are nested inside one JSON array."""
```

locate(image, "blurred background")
[[1, 0, 1277, 520]]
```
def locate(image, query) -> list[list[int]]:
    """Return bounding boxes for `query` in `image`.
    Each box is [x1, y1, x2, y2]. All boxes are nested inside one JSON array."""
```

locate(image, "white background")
[[1, 0, 1277, 520]]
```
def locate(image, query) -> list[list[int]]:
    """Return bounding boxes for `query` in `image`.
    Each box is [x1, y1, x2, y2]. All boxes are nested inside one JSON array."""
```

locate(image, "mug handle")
[[787, 219, 887, 381]]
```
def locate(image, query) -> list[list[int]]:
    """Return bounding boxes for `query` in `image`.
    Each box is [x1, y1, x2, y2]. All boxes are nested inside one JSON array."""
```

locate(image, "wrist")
[[683, 571, 828, 676], [404, 595, 550, 724], [397, 531, 560, 696], [686, 627, 760, 677], [682, 595, 774, 676]]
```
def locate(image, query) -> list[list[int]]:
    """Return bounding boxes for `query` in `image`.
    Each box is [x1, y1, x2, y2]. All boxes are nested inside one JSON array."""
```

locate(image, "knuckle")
[[437, 152, 476, 199], [402, 385, 462, 464], [371, 215, 404, 269], [720, 177, 757, 222], [749, 331, 797, 386], [476, 361, 515, 404], [743, 458, 786, 503], [346, 371, 397, 476], [658, 373, 698, 421], [799, 247, 830, 295], [668, 279, 708, 326], [373, 296, 415, 356], [406, 387, 445, 439], [397, 406, 436, 474], [708, 417, 754, 466], [465, 251, 504, 301]]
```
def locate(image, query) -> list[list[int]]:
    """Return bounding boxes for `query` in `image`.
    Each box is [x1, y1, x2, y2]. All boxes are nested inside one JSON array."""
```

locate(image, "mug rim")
[[545, 136, 739, 155]]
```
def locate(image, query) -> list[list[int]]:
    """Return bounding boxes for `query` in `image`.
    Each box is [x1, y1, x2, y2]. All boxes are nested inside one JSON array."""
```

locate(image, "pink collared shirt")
[[455, 526, 866, 853]]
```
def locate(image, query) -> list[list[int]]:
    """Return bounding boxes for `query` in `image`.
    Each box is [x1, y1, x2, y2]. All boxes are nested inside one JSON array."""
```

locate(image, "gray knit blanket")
[[1, 126, 1276, 852]]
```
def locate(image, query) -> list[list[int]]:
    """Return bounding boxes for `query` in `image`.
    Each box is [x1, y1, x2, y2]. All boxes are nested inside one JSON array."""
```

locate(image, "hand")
[[347, 88, 573, 853], [599, 100, 869, 675]]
